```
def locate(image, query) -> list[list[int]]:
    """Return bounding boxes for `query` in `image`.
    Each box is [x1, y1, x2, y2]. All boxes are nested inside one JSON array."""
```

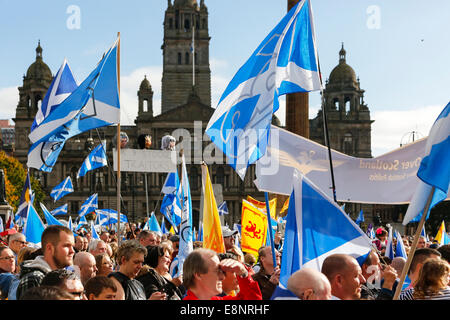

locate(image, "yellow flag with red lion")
[[241, 199, 268, 257]]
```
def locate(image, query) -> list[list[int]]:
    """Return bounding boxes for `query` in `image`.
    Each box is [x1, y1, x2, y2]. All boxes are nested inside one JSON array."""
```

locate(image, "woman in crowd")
[[413, 258, 450, 300]]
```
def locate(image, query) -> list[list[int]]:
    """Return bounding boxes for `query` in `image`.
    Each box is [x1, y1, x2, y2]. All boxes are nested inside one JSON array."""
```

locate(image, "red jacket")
[[183, 272, 262, 300]]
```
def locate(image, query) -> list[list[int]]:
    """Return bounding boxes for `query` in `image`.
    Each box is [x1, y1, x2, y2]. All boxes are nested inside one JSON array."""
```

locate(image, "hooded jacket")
[[16, 256, 52, 299]]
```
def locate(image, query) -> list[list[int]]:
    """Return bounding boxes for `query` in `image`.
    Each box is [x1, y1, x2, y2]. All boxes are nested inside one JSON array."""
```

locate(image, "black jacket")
[[108, 272, 147, 300], [136, 268, 183, 300]]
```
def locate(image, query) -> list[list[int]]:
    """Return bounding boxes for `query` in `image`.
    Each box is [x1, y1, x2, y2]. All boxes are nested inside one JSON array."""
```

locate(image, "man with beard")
[[16, 225, 75, 299]]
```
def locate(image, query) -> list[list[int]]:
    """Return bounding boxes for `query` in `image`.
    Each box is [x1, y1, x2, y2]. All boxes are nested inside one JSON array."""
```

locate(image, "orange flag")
[[246, 195, 277, 219], [201, 164, 225, 253], [241, 200, 268, 257]]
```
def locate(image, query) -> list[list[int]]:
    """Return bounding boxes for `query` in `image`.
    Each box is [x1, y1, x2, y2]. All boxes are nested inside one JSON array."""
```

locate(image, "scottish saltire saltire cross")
[[77, 141, 108, 178], [78, 193, 98, 218], [217, 201, 228, 216], [30, 58, 77, 133], [51, 203, 68, 216], [50, 176, 74, 202], [27, 37, 120, 172], [206, 0, 322, 180], [23, 203, 46, 246], [40, 203, 65, 227], [279, 169, 372, 288], [403, 102, 450, 225]]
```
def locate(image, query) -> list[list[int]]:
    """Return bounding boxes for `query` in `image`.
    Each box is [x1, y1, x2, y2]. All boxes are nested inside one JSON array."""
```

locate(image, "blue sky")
[[0, 0, 449, 156]]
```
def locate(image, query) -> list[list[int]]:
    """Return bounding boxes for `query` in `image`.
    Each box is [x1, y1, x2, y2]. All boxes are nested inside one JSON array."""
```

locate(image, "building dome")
[[173, 0, 198, 8], [328, 43, 357, 85], [25, 41, 52, 81], [139, 75, 152, 91]]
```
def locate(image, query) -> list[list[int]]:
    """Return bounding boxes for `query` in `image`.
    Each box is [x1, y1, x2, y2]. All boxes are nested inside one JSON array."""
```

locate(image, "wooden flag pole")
[[116, 32, 122, 246], [265, 192, 277, 268], [393, 186, 435, 300]]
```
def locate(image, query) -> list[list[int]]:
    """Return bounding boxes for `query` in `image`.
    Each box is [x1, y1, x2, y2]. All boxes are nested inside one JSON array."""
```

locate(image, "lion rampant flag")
[[241, 199, 268, 257], [246, 195, 277, 219], [201, 164, 225, 253]]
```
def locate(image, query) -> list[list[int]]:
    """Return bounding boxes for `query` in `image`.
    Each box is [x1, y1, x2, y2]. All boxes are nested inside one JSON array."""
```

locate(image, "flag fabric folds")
[[31, 59, 78, 133], [23, 204, 46, 246], [206, 0, 321, 179], [77, 141, 108, 178], [15, 171, 33, 219], [240, 200, 268, 257], [218, 201, 229, 216], [385, 226, 395, 260], [95, 209, 128, 226], [27, 38, 121, 172], [177, 155, 193, 276], [394, 230, 407, 259], [51, 203, 68, 216], [78, 193, 98, 218], [50, 176, 74, 202], [355, 210, 364, 226], [279, 169, 372, 288], [40, 203, 65, 227], [91, 220, 100, 240], [435, 221, 450, 245], [403, 102, 450, 225], [247, 195, 277, 220], [201, 164, 225, 253], [148, 213, 162, 233]]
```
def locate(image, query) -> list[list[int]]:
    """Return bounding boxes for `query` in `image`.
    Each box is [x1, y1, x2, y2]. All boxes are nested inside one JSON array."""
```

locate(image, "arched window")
[[178, 52, 182, 65], [215, 167, 224, 186], [185, 52, 190, 65], [184, 18, 190, 31], [343, 133, 353, 155], [143, 99, 148, 112]]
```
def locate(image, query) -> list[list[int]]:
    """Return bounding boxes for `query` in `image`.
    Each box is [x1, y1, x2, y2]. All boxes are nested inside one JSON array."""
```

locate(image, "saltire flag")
[[78, 193, 98, 218], [197, 222, 203, 241], [77, 141, 108, 178], [395, 230, 408, 259], [91, 220, 100, 240], [280, 169, 372, 288], [403, 102, 450, 225], [385, 226, 395, 260], [40, 202, 65, 227], [68, 215, 74, 232], [247, 195, 277, 220], [241, 199, 268, 257], [31, 58, 78, 132], [233, 223, 242, 249], [76, 214, 88, 231], [201, 164, 225, 253], [94, 209, 128, 226], [421, 225, 429, 242], [27, 38, 121, 172], [355, 210, 364, 226], [148, 213, 162, 233], [367, 223, 376, 240], [50, 176, 74, 202], [23, 203, 46, 246], [435, 220, 450, 245], [161, 171, 181, 195], [206, 0, 322, 179], [176, 154, 193, 276], [51, 203, 68, 216], [15, 171, 33, 219], [159, 194, 180, 232], [218, 201, 229, 216]]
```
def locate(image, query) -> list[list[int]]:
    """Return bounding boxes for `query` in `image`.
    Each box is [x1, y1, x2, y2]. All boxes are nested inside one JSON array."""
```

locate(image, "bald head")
[[73, 252, 98, 285], [287, 268, 331, 300]]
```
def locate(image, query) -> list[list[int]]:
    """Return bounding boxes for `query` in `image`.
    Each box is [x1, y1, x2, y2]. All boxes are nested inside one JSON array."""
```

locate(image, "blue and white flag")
[[51, 203, 68, 216], [0, 216, 3, 233], [148, 213, 162, 233], [95, 209, 128, 226], [403, 102, 450, 225], [394, 230, 407, 259], [31, 59, 78, 133], [177, 155, 193, 276], [91, 220, 100, 240], [355, 210, 364, 226], [27, 38, 121, 172], [206, 0, 321, 179], [78, 193, 98, 218], [279, 169, 372, 288], [50, 176, 74, 202], [385, 226, 395, 260], [160, 194, 181, 231], [161, 171, 181, 195], [218, 201, 229, 216], [15, 171, 33, 219], [40, 203, 65, 227], [76, 214, 88, 231], [77, 141, 108, 178], [68, 215, 74, 232], [23, 203, 46, 246], [161, 217, 168, 234]]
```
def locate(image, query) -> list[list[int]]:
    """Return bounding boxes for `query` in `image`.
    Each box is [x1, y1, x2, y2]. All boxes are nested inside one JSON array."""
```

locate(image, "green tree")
[[0, 151, 45, 216]]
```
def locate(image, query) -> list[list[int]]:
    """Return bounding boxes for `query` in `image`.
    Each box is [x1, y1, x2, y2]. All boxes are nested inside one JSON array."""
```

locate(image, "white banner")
[[255, 126, 450, 204], [113, 149, 177, 173]]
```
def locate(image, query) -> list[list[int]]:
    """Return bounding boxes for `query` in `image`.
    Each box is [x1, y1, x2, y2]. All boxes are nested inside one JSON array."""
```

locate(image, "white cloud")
[[0, 86, 18, 119], [371, 105, 442, 157]]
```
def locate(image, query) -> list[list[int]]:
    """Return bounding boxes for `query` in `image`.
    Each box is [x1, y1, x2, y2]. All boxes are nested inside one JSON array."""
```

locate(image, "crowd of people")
[[0, 222, 449, 301]]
